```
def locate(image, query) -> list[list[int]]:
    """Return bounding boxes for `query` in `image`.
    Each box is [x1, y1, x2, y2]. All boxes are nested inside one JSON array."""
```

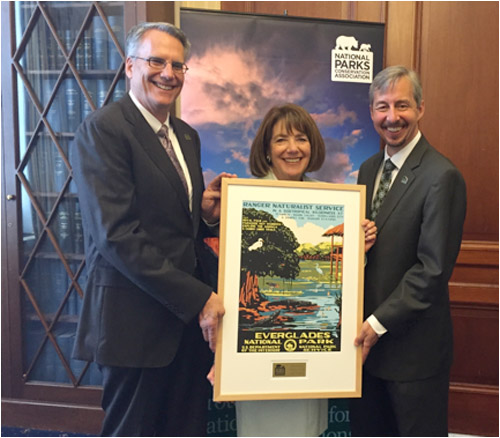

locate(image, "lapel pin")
[[401, 175, 408, 184], [184, 134, 192, 141]]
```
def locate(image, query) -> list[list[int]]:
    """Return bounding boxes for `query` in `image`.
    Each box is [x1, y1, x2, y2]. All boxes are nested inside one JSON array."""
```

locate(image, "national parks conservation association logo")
[[331, 35, 373, 83]]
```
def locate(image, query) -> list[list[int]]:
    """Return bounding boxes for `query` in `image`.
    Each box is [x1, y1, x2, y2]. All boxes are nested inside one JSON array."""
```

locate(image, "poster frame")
[[214, 178, 365, 401]]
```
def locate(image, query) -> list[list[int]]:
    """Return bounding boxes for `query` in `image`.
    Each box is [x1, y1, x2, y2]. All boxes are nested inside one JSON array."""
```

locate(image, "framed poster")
[[214, 178, 365, 401]]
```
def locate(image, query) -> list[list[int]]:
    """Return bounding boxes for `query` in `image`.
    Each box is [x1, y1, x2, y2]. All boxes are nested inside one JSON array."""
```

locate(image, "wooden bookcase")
[[1, 1, 175, 434]]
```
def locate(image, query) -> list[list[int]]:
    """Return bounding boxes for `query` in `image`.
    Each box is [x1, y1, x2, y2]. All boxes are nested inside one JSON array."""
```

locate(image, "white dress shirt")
[[368, 131, 421, 336]]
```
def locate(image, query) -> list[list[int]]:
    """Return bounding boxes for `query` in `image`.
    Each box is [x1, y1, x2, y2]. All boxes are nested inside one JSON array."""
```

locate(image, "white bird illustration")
[[248, 238, 264, 251], [315, 263, 324, 275]]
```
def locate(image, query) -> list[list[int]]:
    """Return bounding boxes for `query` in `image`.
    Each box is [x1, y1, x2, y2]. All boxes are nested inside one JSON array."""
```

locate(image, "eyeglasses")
[[130, 56, 189, 74]]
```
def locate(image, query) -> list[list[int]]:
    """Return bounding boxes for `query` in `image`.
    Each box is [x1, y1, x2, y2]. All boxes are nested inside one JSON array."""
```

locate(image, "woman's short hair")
[[126, 22, 191, 59], [249, 103, 325, 178]]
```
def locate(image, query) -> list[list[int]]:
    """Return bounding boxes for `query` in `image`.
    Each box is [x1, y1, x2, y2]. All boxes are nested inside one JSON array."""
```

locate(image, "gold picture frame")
[[214, 178, 365, 401]]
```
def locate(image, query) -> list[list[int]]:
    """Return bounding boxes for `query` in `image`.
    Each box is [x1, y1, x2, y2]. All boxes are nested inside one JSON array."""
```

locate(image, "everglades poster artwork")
[[237, 200, 345, 354]]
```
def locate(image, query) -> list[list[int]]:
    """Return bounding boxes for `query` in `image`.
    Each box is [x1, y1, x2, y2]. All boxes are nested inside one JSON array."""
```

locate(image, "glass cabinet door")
[[13, 1, 126, 387]]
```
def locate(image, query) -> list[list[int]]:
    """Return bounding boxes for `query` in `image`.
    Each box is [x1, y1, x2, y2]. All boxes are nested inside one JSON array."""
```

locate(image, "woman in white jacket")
[[235, 103, 376, 437]]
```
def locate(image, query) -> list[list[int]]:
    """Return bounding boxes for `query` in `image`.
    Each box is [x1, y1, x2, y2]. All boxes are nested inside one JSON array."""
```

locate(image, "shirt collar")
[[384, 131, 421, 170], [129, 91, 170, 134], [264, 170, 312, 181]]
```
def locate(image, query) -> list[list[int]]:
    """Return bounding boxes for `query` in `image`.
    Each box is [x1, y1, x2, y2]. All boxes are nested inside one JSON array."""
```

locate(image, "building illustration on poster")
[[238, 201, 344, 354]]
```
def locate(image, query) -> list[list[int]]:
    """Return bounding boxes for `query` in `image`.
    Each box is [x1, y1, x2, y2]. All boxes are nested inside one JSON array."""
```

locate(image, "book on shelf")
[[69, 178, 78, 196], [83, 29, 93, 71], [41, 76, 54, 110], [92, 14, 108, 70], [64, 76, 81, 132], [42, 78, 65, 133], [28, 260, 52, 317], [53, 149, 68, 193], [107, 14, 124, 70], [44, 25, 58, 71], [68, 283, 81, 317], [81, 78, 97, 120], [75, 30, 86, 71], [55, 197, 74, 254], [52, 260, 71, 315], [37, 20, 51, 71], [59, 27, 74, 70], [30, 194, 49, 246], [96, 78, 111, 108], [73, 199, 84, 255], [112, 79, 126, 102], [35, 135, 56, 194], [38, 258, 68, 316]]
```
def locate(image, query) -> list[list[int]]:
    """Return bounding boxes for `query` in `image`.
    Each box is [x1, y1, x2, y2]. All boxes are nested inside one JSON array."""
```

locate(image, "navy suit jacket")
[[70, 94, 213, 368], [358, 135, 466, 381]]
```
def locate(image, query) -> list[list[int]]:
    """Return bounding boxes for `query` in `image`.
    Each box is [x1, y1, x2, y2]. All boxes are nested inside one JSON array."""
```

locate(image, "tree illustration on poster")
[[180, 8, 384, 436], [240, 208, 300, 293]]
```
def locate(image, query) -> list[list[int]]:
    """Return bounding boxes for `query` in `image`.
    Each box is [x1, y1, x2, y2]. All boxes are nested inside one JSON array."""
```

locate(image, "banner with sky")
[[180, 9, 384, 186], [180, 9, 384, 437]]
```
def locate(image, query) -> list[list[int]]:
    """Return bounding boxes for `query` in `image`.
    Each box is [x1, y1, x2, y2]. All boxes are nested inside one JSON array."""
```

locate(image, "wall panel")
[[352, 1, 385, 23], [385, 2, 418, 68], [419, 1, 499, 242], [222, 1, 349, 20], [451, 303, 498, 386]]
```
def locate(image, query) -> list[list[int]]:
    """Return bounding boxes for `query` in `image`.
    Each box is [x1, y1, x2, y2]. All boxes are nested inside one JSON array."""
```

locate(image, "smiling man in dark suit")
[[70, 22, 231, 436], [350, 66, 467, 436]]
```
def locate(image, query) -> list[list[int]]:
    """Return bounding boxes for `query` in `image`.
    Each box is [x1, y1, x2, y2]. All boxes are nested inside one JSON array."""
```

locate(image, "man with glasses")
[[70, 22, 229, 436]]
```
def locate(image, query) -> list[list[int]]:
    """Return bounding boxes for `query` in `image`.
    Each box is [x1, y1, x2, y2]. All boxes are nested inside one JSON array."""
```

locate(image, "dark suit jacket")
[[358, 135, 466, 381], [70, 94, 213, 368]]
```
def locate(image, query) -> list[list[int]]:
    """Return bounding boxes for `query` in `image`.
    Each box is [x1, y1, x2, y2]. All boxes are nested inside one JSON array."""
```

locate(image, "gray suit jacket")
[[358, 135, 466, 381], [70, 94, 213, 368]]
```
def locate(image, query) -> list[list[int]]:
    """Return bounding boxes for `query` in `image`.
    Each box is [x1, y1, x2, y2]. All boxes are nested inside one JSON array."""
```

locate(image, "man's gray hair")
[[369, 66, 423, 107], [126, 22, 191, 59]]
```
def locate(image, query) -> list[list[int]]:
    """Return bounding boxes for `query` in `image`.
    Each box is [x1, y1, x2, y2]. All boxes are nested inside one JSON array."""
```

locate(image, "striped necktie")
[[370, 159, 396, 220], [157, 124, 188, 195]]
